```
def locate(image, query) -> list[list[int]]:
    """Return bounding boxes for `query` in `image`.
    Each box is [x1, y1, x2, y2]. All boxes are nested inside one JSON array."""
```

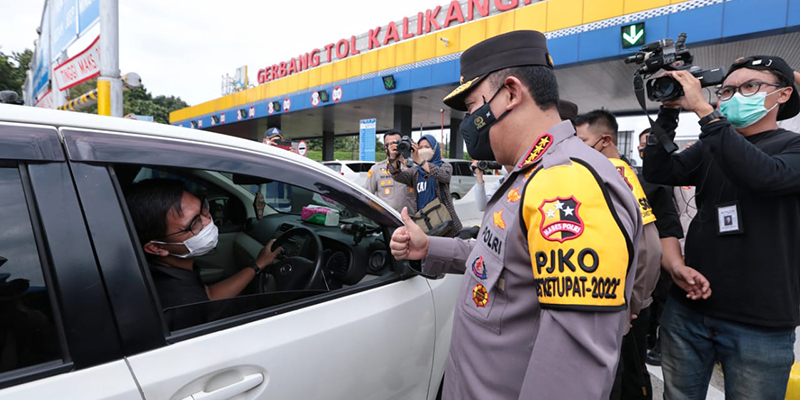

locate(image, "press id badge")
[[717, 202, 743, 235]]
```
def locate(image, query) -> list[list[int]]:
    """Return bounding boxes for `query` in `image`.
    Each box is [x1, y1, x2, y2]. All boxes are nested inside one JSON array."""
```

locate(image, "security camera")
[[440, 37, 450, 47]]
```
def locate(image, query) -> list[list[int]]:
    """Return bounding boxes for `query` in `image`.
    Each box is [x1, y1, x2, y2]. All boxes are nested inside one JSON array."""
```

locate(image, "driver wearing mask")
[[126, 179, 281, 308]]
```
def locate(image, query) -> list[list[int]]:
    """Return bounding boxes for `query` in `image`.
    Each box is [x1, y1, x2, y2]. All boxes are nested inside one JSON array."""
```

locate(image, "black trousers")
[[648, 267, 673, 345], [610, 306, 653, 400]]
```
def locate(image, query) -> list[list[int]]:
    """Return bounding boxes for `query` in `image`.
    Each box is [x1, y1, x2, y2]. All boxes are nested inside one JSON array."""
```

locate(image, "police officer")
[[365, 131, 416, 213], [390, 30, 642, 399]]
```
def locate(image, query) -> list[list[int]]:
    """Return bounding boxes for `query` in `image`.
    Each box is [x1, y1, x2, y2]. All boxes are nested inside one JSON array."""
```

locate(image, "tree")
[[68, 80, 188, 124], [0, 48, 33, 96]]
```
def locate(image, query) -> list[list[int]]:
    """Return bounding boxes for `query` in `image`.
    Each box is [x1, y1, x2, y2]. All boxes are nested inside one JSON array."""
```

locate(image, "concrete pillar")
[[254, 117, 269, 142], [393, 104, 412, 137], [449, 117, 464, 160], [323, 131, 335, 161]]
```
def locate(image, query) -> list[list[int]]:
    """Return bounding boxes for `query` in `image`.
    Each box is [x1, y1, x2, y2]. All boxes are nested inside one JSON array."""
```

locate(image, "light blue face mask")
[[719, 89, 781, 129]]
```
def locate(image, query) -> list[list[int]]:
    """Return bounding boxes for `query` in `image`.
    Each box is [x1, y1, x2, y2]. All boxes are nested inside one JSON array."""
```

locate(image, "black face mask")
[[459, 86, 512, 161]]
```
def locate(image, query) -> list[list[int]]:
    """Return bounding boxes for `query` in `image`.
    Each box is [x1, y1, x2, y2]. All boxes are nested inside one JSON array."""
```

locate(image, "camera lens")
[[653, 77, 676, 98]]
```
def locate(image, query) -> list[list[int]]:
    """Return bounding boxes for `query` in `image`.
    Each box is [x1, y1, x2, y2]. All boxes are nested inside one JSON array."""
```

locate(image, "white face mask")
[[418, 148, 434, 161], [151, 222, 219, 259]]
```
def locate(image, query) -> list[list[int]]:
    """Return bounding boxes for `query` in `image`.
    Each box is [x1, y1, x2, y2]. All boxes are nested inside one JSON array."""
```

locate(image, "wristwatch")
[[698, 110, 724, 126], [248, 261, 261, 275], [417, 159, 427, 167]]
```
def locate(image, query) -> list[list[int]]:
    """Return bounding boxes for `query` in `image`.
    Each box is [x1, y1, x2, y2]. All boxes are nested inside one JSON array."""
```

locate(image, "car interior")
[[114, 164, 396, 331]]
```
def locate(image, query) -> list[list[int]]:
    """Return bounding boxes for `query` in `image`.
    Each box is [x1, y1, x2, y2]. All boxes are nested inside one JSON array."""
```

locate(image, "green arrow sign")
[[621, 22, 645, 48]]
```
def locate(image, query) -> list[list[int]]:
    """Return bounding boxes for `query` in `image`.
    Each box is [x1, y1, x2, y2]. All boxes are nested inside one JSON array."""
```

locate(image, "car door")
[[0, 121, 140, 399], [62, 128, 440, 400]]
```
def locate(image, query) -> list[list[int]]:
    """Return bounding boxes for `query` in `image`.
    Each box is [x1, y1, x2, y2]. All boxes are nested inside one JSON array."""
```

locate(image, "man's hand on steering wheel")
[[256, 239, 281, 270]]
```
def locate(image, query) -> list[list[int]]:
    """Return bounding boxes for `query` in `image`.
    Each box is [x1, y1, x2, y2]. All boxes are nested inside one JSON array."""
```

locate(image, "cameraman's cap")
[[558, 99, 579, 126], [263, 127, 283, 139], [727, 55, 799, 120], [443, 30, 554, 111]]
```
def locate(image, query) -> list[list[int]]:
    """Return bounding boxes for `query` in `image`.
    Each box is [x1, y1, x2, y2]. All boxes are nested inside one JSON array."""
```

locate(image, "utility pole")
[[97, 0, 121, 117]]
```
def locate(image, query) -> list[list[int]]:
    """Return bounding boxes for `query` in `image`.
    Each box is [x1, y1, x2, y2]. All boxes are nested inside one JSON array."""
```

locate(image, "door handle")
[[181, 373, 264, 400]]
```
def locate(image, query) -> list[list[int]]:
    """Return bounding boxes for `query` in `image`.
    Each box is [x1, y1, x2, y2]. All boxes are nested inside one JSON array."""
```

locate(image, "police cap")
[[443, 30, 554, 111]]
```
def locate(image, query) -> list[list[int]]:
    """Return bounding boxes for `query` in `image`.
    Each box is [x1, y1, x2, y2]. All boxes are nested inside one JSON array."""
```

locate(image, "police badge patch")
[[473, 284, 489, 307], [538, 196, 584, 243], [472, 256, 487, 280]]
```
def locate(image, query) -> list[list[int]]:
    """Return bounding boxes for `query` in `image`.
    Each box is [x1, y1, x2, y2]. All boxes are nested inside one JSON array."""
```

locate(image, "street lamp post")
[[98, 0, 122, 117]]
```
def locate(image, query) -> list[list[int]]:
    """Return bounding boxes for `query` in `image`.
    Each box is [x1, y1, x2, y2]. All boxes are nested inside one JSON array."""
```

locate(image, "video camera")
[[0, 91, 24, 105], [625, 33, 725, 102], [472, 160, 502, 173]]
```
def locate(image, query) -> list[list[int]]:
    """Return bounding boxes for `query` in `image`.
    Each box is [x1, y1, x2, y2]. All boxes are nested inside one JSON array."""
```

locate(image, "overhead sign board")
[[52, 0, 101, 57], [256, 0, 535, 84], [359, 119, 376, 162], [53, 36, 101, 91], [31, 4, 51, 98], [621, 22, 645, 48], [78, 0, 100, 35], [35, 89, 56, 109], [51, 0, 79, 58]]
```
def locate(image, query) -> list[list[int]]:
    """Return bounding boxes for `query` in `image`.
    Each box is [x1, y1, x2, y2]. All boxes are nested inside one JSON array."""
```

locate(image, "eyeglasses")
[[716, 80, 783, 101], [162, 197, 210, 238]]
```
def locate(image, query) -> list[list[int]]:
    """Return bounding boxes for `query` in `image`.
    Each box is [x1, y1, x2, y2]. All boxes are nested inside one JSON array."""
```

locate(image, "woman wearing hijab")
[[389, 134, 462, 236]]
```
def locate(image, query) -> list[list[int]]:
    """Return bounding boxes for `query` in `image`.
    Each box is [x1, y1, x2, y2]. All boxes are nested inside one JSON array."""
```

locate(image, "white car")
[[321, 160, 374, 187], [442, 159, 477, 199], [0, 105, 459, 400]]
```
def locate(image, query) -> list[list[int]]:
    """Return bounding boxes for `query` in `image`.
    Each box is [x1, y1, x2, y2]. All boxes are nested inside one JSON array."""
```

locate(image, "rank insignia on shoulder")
[[473, 284, 489, 307], [472, 256, 487, 280], [518, 133, 553, 168], [539, 196, 584, 243], [367, 170, 374, 178], [493, 209, 506, 230], [507, 187, 521, 203]]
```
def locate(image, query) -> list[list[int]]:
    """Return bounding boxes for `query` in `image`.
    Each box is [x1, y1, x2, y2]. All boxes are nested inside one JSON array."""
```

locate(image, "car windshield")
[[323, 163, 341, 173], [244, 181, 371, 224]]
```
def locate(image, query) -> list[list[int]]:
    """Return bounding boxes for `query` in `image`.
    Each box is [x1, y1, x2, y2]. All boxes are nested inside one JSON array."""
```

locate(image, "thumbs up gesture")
[[390, 207, 429, 260]]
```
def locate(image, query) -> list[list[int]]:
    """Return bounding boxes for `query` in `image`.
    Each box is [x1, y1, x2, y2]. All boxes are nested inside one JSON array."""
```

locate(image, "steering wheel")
[[263, 226, 325, 291]]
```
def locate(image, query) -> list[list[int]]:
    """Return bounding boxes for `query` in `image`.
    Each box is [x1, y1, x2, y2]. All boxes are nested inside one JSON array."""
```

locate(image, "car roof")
[[0, 105, 401, 219], [443, 158, 470, 163], [0, 104, 322, 168]]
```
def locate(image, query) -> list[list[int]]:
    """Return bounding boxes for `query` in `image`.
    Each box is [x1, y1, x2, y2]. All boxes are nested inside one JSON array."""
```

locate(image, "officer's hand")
[[390, 207, 429, 260], [662, 71, 714, 117], [388, 142, 399, 159], [411, 143, 423, 165], [670, 264, 712, 300]]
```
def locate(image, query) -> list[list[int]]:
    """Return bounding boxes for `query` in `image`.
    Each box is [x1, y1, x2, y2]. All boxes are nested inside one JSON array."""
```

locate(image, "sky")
[[1, 0, 445, 105], [1, 0, 710, 162]]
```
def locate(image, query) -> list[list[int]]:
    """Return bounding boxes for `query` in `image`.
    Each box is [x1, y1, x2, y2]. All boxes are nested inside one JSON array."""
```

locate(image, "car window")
[[0, 166, 63, 375], [131, 167, 247, 232], [352, 163, 373, 173], [118, 165, 395, 334], [450, 162, 471, 176], [324, 163, 342, 173]]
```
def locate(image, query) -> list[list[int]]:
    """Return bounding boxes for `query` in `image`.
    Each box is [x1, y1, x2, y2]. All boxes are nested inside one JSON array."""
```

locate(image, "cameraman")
[[471, 160, 507, 212], [643, 56, 800, 400], [365, 131, 416, 213]]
